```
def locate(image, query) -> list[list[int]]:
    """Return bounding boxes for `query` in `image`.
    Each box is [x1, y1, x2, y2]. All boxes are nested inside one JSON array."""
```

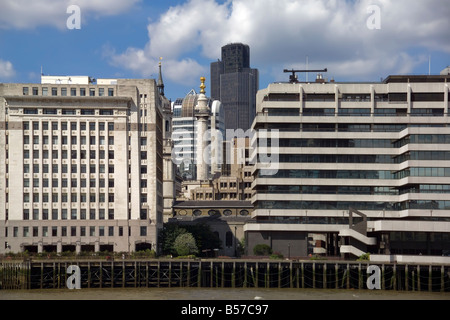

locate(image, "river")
[[1, 287, 449, 300]]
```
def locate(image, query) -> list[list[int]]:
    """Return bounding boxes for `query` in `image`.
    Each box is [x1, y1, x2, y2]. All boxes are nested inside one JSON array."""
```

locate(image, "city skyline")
[[0, 0, 449, 101]]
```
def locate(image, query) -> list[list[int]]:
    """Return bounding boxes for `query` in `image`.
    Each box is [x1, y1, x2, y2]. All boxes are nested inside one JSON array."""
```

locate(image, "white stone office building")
[[0, 74, 172, 254], [246, 70, 450, 261]]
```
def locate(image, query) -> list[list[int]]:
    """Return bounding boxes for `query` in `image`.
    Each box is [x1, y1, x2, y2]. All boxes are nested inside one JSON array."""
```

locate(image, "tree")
[[253, 244, 273, 256], [173, 233, 199, 256]]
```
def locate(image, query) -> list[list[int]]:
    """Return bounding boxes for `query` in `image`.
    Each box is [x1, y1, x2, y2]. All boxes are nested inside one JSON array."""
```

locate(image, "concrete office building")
[[0, 71, 173, 254], [211, 43, 259, 131], [246, 69, 450, 261]]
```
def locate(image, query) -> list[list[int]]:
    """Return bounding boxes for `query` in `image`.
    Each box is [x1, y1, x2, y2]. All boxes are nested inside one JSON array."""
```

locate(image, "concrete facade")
[[0, 76, 172, 254], [247, 72, 450, 259]]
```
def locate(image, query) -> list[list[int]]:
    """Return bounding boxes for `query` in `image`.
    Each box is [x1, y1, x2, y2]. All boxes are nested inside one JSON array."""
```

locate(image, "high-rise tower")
[[211, 43, 259, 131]]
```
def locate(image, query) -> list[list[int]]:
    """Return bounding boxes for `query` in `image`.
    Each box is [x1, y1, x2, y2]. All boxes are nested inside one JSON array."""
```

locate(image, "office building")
[[246, 69, 450, 261], [210, 43, 259, 131], [0, 72, 173, 254]]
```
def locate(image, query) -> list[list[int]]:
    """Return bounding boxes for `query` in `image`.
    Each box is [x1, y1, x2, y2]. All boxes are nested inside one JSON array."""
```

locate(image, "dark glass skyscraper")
[[211, 43, 259, 131]]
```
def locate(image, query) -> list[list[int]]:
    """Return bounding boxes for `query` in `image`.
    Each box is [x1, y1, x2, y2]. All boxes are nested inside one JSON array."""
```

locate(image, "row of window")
[[23, 192, 115, 204], [256, 185, 398, 195], [266, 108, 447, 117], [24, 178, 114, 188], [23, 163, 115, 174], [23, 135, 115, 146], [22, 208, 115, 220], [24, 149, 114, 160], [23, 86, 114, 97], [6, 225, 147, 238], [23, 121, 114, 131], [258, 169, 394, 179], [255, 200, 450, 211], [176, 209, 250, 217]]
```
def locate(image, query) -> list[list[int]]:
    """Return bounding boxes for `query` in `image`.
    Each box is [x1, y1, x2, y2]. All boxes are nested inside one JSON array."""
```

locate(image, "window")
[[225, 231, 233, 247], [90, 226, 95, 236], [52, 226, 57, 237], [32, 87, 38, 95], [61, 88, 67, 96], [71, 88, 77, 96], [23, 87, 29, 95], [42, 87, 48, 96], [99, 226, 105, 237], [140, 226, 147, 236], [89, 88, 95, 96], [108, 88, 114, 96], [52, 88, 57, 96], [80, 88, 86, 96], [71, 209, 77, 220], [99, 88, 104, 96], [140, 209, 147, 220]]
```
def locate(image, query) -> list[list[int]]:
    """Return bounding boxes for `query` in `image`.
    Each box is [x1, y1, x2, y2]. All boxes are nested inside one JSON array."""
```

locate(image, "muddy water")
[[1, 287, 449, 300]]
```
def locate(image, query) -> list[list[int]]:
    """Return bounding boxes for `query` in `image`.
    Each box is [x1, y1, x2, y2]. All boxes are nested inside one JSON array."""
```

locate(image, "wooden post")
[[358, 263, 362, 290], [335, 263, 339, 289], [323, 263, 327, 289], [346, 263, 350, 289], [428, 265, 432, 292], [157, 261, 160, 288], [417, 265, 421, 292], [290, 262, 294, 289], [210, 262, 213, 288], [244, 262, 248, 288], [441, 266, 445, 293], [169, 261, 172, 288], [187, 261, 191, 287], [199, 262, 203, 288], [221, 262, 225, 288], [301, 262, 305, 288], [312, 263, 316, 289], [87, 262, 91, 289], [278, 263, 281, 289], [405, 265, 409, 291], [99, 261, 103, 288]]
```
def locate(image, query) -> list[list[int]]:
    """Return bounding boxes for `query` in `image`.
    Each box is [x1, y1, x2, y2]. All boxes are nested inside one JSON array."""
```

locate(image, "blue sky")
[[0, 0, 449, 101]]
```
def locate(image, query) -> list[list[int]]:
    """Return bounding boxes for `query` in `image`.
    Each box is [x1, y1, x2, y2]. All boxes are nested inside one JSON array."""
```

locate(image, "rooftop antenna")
[[284, 68, 328, 83], [40, 66, 43, 76], [429, 55, 431, 75], [306, 56, 309, 82]]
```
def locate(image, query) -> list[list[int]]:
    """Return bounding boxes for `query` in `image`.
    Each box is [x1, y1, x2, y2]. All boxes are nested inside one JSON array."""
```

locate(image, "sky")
[[0, 0, 449, 101]]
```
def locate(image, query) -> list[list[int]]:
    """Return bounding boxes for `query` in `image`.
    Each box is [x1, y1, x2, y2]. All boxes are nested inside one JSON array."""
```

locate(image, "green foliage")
[[173, 233, 199, 256], [253, 244, 273, 256], [357, 253, 371, 261], [159, 222, 222, 257], [270, 252, 284, 260]]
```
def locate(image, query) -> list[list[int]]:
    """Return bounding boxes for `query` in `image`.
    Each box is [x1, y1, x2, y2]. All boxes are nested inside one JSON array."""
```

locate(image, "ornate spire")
[[157, 57, 165, 96], [200, 77, 206, 94]]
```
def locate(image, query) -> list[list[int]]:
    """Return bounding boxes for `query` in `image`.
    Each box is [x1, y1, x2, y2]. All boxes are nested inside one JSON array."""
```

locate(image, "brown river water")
[[1, 287, 449, 300]]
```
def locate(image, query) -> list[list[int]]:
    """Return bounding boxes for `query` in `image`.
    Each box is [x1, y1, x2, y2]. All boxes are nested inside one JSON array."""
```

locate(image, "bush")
[[173, 233, 199, 257], [270, 252, 284, 260], [253, 244, 273, 256]]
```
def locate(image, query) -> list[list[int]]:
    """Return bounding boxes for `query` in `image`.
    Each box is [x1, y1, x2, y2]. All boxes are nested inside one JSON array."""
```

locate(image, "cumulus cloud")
[[109, 0, 450, 86], [0, 59, 16, 80], [0, 0, 140, 29]]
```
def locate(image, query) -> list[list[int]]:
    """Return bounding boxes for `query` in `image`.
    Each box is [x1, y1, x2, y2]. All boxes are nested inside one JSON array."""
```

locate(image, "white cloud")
[[0, 59, 15, 79], [0, 0, 140, 29], [109, 0, 450, 88]]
